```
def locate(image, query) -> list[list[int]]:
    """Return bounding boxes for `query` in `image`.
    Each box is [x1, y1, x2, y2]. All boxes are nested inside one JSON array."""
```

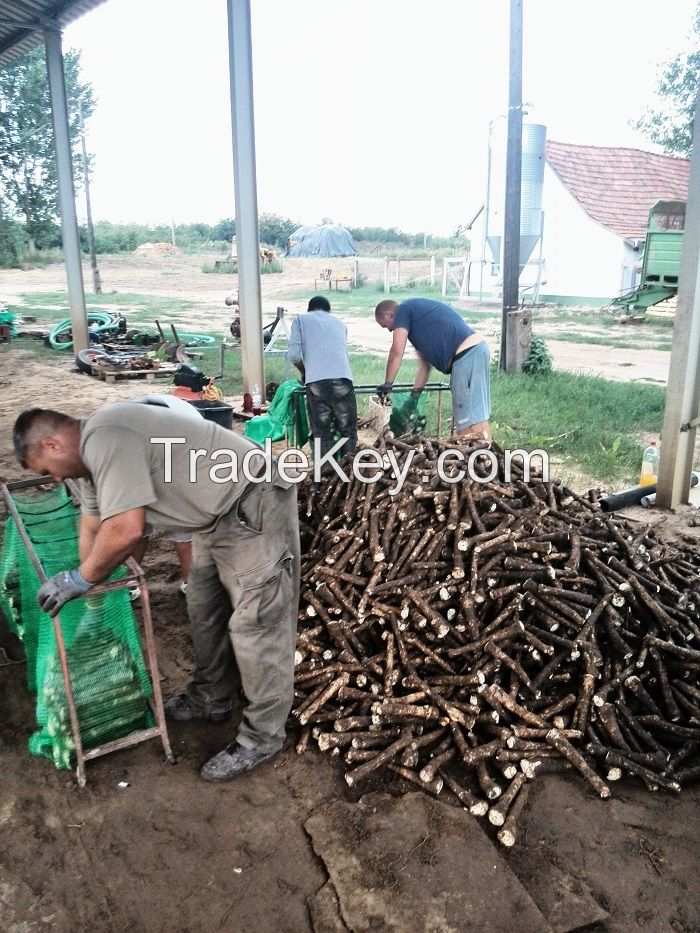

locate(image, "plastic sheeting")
[[288, 224, 357, 258]]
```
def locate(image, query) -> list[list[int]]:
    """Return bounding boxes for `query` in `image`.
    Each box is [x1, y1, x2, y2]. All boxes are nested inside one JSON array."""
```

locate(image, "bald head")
[[375, 300, 398, 331]]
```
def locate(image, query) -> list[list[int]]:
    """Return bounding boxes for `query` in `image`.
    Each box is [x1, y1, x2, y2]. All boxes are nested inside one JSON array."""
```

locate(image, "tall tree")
[[0, 45, 95, 253], [635, 4, 699, 157]]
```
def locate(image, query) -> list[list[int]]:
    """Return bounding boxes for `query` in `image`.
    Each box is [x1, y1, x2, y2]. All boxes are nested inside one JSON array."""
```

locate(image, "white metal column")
[[43, 24, 88, 353], [656, 83, 700, 509], [227, 0, 264, 395]]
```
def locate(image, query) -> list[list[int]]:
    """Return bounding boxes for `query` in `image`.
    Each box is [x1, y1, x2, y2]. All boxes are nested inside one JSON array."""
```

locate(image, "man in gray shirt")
[[13, 400, 299, 782], [287, 295, 357, 466]]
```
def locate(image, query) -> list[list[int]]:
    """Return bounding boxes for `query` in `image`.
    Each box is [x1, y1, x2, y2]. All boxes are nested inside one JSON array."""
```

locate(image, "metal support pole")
[[501, 0, 523, 372], [79, 105, 101, 295], [43, 25, 88, 353], [227, 0, 264, 395], [384, 256, 390, 293], [656, 83, 700, 508]]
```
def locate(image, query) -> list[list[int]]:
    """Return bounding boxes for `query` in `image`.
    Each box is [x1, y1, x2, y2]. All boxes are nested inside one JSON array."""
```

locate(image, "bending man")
[[375, 297, 491, 440], [13, 399, 299, 782]]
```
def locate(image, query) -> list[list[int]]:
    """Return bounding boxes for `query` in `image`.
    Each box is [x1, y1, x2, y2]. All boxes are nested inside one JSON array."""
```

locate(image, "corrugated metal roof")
[[546, 140, 691, 241], [0, 0, 107, 67]]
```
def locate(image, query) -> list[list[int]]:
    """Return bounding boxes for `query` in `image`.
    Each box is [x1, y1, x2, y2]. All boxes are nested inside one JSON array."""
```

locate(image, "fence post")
[[395, 257, 401, 287], [353, 257, 359, 287], [384, 256, 390, 293], [441, 258, 449, 296], [430, 255, 436, 286]]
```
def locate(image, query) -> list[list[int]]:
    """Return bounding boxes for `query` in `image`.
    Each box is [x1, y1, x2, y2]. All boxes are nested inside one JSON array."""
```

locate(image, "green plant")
[[260, 259, 283, 274], [202, 260, 237, 274], [522, 334, 552, 376]]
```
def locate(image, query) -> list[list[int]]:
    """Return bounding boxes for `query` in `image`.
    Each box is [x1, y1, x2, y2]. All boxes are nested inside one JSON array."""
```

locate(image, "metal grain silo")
[[485, 122, 546, 272]]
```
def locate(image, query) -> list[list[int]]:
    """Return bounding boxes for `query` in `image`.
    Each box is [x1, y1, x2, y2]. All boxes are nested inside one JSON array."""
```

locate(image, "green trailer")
[[611, 199, 685, 315]]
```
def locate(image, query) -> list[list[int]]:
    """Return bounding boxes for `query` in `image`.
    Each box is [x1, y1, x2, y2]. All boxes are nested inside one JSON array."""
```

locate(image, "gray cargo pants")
[[184, 472, 300, 752]]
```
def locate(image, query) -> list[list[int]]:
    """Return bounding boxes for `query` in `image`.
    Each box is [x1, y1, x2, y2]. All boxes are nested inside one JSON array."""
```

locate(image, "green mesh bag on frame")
[[1, 486, 153, 769]]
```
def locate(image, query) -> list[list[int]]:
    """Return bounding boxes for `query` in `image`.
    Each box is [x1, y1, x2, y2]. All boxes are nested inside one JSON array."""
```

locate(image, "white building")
[[467, 141, 690, 306]]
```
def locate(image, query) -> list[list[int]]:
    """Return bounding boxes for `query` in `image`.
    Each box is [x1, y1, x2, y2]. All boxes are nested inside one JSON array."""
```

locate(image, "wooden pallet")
[[91, 363, 179, 383]]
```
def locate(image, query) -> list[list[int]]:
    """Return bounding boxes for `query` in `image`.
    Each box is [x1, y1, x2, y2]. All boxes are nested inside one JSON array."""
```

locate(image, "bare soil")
[[0, 253, 674, 383], [0, 257, 698, 932]]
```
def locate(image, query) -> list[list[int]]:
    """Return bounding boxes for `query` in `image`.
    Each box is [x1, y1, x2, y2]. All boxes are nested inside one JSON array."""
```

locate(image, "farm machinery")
[[610, 199, 685, 316]]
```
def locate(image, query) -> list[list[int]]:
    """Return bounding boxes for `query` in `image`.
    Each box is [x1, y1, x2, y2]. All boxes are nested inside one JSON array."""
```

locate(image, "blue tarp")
[[288, 224, 357, 258]]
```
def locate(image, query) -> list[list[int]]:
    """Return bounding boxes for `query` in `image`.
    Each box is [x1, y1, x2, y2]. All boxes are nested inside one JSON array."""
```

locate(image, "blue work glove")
[[38, 569, 91, 616], [376, 381, 393, 399]]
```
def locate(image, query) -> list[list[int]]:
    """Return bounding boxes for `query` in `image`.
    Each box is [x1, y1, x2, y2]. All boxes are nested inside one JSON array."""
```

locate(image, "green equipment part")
[[610, 200, 685, 315]]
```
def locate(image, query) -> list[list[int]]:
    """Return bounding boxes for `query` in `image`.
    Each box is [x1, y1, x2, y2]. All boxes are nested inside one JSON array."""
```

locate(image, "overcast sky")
[[64, 0, 697, 236]]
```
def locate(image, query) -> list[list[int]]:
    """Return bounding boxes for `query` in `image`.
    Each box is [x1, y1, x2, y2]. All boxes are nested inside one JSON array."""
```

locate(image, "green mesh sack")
[[0, 517, 21, 636], [1, 486, 153, 769], [389, 390, 429, 435]]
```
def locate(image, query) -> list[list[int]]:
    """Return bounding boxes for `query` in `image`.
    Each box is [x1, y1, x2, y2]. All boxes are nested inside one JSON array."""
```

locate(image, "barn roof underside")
[[0, 0, 106, 67]]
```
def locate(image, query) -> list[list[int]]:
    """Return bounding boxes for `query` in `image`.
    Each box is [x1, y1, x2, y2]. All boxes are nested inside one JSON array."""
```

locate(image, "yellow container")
[[639, 441, 659, 487]]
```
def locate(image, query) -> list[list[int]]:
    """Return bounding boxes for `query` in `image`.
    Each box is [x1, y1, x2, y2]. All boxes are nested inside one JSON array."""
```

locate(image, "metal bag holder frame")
[[1, 475, 175, 787]]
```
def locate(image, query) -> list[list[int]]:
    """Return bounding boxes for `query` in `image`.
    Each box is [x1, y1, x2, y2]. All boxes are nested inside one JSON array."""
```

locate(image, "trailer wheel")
[[75, 348, 109, 375]]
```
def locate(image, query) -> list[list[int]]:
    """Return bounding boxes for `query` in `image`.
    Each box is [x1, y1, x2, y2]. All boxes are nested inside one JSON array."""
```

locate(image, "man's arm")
[[79, 514, 101, 563], [79, 508, 146, 584], [286, 316, 305, 381], [413, 353, 432, 393], [384, 327, 409, 384]]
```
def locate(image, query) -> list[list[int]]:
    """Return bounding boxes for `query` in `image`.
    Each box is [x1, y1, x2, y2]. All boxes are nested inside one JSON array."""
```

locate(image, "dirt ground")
[[0, 253, 674, 383], [0, 258, 699, 932]]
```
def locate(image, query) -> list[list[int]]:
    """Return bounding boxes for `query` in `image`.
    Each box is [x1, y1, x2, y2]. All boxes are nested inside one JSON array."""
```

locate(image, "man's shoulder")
[[83, 403, 132, 431]]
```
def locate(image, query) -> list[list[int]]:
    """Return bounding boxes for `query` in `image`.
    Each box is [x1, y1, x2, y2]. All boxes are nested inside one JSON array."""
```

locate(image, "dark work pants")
[[185, 471, 299, 752], [306, 378, 358, 464]]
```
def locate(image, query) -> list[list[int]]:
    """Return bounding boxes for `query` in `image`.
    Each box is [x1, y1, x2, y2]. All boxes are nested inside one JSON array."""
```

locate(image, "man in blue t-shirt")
[[374, 297, 491, 440]]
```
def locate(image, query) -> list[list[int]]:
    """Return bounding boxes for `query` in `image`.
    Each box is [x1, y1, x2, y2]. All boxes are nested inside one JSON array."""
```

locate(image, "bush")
[[202, 260, 237, 274], [260, 259, 283, 274], [523, 334, 552, 376]]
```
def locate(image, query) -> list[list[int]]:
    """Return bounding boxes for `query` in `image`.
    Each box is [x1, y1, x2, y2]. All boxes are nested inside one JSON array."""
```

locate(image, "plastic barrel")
[[187, 399, 234, 430]]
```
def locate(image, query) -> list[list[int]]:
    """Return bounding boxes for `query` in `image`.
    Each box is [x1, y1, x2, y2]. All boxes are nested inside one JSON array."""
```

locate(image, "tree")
[[635, 4, 699, 156], [213, 217, 236, 241], [0, 46, 95, 255], [258, 212, 297, 247]]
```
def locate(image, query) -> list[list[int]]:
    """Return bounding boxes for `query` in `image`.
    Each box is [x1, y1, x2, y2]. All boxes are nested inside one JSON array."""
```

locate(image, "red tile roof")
[[545, 140, 690, 240]]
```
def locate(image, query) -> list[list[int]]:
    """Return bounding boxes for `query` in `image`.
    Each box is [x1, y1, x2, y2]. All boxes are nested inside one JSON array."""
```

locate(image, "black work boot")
[[200, 742, 278, 781], [164, 694, 230, 723]]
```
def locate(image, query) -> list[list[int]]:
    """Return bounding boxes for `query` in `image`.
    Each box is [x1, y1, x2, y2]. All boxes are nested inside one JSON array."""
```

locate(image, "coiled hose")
[[49, 312, 116, 351]]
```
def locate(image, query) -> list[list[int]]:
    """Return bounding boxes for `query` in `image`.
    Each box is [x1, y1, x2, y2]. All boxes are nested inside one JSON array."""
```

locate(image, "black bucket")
[[187, 399, 234, 430]]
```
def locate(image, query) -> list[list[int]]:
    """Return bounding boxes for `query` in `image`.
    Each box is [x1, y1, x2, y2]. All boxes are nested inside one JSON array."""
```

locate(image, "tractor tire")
[[76, 348, 108, 375]]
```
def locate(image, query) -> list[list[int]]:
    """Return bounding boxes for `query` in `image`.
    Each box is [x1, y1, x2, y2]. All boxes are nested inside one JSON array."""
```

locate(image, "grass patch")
[[7, 291, 203, 326], [545, 332, 672, 351], [490, 368, 664, 486]]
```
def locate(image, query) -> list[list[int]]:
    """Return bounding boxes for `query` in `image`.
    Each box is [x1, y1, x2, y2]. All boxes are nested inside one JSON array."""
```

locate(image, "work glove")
[[376, 381, 393, 399], [409, 387, 423, 399], [38, 569, 91, 617]]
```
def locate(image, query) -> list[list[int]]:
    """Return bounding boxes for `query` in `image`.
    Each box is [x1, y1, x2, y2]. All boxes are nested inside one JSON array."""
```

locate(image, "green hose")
[[49, 311, 116, 351], [178, 333, 216, 346]]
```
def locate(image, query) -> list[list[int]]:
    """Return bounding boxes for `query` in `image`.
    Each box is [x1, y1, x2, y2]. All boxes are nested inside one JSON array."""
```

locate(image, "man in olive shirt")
[[13, 400, 300, 781]]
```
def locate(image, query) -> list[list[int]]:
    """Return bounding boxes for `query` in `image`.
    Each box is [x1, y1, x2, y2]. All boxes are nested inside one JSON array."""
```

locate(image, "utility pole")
[[500, 0, 523, 371], [79, 104, 101, 294]]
